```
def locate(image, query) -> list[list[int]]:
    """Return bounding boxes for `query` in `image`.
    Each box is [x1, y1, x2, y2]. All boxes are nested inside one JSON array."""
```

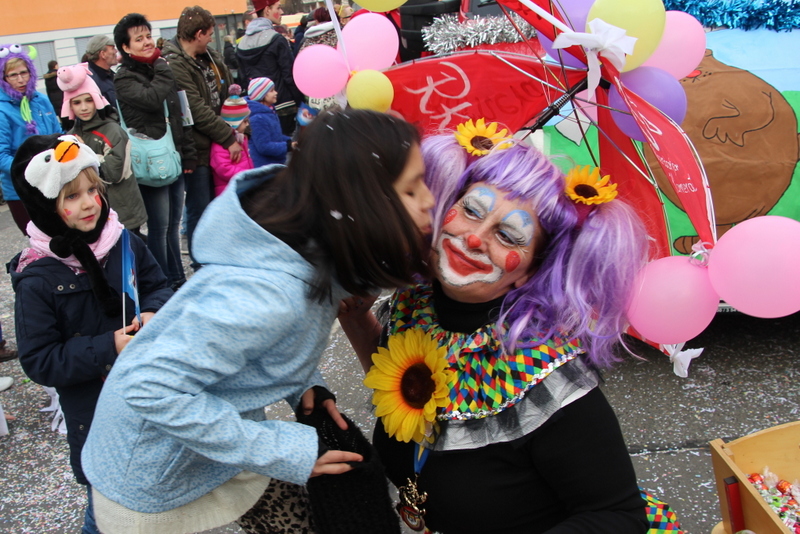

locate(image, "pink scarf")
[[19, 210, 124, 272]]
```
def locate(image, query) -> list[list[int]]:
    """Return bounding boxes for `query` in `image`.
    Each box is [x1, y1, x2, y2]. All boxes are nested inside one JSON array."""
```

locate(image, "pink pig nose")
[[467, 234, 482, 249]]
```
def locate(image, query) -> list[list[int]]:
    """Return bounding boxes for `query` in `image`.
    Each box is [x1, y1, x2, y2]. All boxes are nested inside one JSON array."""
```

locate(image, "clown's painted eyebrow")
[[501, 209, 535, 246], [461, 187, 496, 217]]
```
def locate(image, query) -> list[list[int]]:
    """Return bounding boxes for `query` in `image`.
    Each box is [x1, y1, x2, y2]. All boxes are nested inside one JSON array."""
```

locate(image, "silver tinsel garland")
[[422, 13, 536, 55]]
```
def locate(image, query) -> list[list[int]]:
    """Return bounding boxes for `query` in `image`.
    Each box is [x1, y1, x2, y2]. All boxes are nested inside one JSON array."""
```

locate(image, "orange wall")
[[2, 1, 244, 36]]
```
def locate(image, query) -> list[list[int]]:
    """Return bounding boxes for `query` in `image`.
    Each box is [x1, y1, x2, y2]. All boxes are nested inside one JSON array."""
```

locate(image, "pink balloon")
[[707, 216, 800, 318], [642, 11, 706, 80], [293, 45, 350, 99], [338, 12, 399, 71], [627, 256, 719, 344]]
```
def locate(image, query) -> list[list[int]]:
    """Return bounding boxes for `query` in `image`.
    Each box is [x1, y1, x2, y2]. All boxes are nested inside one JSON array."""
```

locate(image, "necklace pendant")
[[397, 475, 427, 531]]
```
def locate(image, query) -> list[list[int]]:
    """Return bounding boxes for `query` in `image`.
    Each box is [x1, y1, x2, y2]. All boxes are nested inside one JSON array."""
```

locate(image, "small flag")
[[121, 229, 141, 326]]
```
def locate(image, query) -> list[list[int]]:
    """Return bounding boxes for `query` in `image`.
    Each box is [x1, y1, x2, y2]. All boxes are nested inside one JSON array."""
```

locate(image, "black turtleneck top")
[[372, 282, 648, 534]]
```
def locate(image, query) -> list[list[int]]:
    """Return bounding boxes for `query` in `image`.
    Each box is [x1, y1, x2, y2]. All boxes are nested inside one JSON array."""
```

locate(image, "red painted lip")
[[81, 214, 96, 222], [443, 239, 491, 276]]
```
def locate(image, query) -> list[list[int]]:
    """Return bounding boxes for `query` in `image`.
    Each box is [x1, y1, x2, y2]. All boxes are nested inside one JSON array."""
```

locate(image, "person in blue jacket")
[[81, 109, 434, 534], [9, 134, 172, 534], [247, 76, 293, 167], [0, 44, 62, 234]]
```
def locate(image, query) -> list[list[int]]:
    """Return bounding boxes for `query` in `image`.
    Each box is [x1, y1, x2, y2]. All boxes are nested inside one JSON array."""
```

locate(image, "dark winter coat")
[[162, 38, 235, 167], [247, 98, 290, 167], [223, 41, 238, 71], [88, 60, 117, 108], [9, 233, 173, 484], [236, 18, 304, 114], [43, 68, 63, 120], [113, 57, 197, 169]]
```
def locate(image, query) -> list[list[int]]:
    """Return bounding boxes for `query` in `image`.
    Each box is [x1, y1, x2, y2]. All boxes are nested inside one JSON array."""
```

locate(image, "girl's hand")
[[114, 323, 138, 354], [300, 388, 348, 430], [310, 450, 363, 477], [338, 294, 378, 320]]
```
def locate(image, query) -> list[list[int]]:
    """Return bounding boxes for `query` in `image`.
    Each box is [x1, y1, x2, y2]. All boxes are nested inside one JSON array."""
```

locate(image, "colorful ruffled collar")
[[389, 284, 583, 421]]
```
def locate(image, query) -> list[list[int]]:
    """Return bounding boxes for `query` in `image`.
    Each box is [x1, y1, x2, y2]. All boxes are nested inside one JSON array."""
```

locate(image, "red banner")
[[603, 63, 716, 247], [596, 89, 671, 260], [386, 51, 586, 134]]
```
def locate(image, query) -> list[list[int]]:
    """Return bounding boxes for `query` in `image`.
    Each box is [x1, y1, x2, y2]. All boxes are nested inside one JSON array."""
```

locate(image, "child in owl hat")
[[210, 84, 253, 196], [8, 133, 172, 533]]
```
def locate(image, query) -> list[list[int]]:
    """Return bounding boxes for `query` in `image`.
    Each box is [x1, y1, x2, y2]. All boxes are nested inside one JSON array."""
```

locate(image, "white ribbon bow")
[[662, 343, 703, 378], [552, 18, 637, 103]]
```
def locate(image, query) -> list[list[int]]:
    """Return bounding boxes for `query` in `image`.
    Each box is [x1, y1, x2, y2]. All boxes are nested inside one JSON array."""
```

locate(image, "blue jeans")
[[139, 175, 186, 286], [184, 165, 213, 268], [83, 486, 101, 534]]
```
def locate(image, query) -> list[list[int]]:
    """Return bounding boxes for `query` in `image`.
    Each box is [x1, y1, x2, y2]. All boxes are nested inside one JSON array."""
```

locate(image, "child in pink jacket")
[[210, 85, 254, 197]]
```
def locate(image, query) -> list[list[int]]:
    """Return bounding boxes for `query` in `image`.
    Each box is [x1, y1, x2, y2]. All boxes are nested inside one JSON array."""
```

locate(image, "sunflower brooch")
[[565, 165, 618, 205], [455, 118, 513, 156], [364, 329, 454, 444]]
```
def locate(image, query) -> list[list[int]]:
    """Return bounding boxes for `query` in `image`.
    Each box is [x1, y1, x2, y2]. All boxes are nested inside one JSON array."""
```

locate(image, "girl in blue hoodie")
[[83, 109, 434, 533], [246, 77, 293, 167]]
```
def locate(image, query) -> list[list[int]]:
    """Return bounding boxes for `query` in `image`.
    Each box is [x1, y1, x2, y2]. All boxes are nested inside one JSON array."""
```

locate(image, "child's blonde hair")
[[56, 167, 105, 211]]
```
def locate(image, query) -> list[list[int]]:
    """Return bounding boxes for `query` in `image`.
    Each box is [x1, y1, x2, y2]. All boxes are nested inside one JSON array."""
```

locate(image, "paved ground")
[[1, 201, 798, 533]]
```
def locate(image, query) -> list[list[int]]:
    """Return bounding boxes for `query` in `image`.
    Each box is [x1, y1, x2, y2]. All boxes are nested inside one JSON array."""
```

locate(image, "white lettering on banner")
[[675, 183, 698, 193], [405, 61, 473, 131]]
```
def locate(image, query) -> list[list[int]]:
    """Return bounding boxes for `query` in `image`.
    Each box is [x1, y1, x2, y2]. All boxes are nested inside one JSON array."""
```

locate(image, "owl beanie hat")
[[12, 134, 120, 316]]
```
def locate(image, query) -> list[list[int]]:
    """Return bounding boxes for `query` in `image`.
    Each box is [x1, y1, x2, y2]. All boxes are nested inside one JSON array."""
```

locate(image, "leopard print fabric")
[[237, 479, 316, 534]]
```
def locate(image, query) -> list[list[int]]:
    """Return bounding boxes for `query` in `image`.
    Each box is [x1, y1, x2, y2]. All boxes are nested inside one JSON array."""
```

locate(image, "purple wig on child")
[[422, 135, 650, 368], [0, 44, 40, 135]]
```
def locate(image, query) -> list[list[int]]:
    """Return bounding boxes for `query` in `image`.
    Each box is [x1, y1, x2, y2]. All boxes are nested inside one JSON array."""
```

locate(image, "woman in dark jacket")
[[113, 13, 197, 290]]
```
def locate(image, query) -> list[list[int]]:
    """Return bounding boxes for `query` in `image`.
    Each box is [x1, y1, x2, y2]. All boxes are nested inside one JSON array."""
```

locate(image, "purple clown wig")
[[422, 135, 650, 368], [0, 44, 40, 135]]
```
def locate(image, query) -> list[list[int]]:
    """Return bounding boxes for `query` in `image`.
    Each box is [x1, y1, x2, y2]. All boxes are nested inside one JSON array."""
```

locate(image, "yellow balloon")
[[587, 0, 666, 72], [357, 0, 406, 13], [346, 70, 394, 112]]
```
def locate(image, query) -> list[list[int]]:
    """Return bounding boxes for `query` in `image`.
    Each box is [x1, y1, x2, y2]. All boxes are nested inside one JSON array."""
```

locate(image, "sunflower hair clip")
[[455, 118, 513, 156], [565, 166, 618, 226]]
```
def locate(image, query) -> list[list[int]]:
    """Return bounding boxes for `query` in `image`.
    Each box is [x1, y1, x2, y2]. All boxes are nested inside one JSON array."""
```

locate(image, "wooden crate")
[[710, 420, 800, 534]]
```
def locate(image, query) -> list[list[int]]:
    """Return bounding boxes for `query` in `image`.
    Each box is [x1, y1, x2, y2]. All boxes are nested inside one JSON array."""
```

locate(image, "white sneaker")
[[0, 376, 13, 392]]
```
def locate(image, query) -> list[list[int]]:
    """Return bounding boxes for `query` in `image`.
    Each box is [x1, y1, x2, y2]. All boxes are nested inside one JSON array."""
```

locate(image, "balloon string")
[[325, 0, 350, 70]]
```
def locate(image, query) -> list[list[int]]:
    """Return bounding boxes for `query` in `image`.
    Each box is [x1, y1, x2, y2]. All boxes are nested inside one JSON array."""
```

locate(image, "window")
[[25, 41, 57, 80], [160, 27, 178, 41], [74, 36, 95, 62]]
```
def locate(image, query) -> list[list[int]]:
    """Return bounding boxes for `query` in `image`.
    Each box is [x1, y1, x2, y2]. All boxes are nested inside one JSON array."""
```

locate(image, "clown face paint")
[[58, 172, 102, 232], [433, 183, 540, 303]]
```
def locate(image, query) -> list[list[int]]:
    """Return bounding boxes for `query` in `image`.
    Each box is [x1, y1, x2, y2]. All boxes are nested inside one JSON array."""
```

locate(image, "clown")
[[0, 44, 62, 235], [343, 123, 683, 533]]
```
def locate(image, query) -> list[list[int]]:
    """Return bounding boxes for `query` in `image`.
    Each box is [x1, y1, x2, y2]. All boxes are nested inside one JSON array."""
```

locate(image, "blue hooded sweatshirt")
[[82, 165, 348, 513]]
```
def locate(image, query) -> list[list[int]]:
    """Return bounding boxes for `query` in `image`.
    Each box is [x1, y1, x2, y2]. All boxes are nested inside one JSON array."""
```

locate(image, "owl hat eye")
[[9, 44, 21, 54], [0, 48, 9, 59]]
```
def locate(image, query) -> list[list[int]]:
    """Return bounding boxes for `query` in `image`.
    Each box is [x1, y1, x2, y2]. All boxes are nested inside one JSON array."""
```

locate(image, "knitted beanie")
[[248, 77, 275, 103], [11, 134, 120, 317], [57, 63, 110, 120], [221, 84, 250, 128], [297, 406, 401, 534]]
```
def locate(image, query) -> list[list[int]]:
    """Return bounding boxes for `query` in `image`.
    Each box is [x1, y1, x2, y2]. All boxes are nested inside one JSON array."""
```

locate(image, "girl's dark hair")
[[241, 110, 429, 302], [114, 13, 152, 61]]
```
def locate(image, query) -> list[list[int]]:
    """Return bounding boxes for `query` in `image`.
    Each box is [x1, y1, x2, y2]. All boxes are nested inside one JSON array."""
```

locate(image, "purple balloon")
[[538, 0, 593, 68], [608, 66, 688, 142]]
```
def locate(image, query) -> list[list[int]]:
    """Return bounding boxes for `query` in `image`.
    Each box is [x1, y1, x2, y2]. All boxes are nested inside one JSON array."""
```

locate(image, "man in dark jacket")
[[162, 6, 240, 270], [237, 0, 304, 135], [85, 34, 119, 107]]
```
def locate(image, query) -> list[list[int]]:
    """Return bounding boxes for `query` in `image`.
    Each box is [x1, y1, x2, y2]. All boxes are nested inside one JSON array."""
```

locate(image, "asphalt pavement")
[[1, 201, 798, 533]]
